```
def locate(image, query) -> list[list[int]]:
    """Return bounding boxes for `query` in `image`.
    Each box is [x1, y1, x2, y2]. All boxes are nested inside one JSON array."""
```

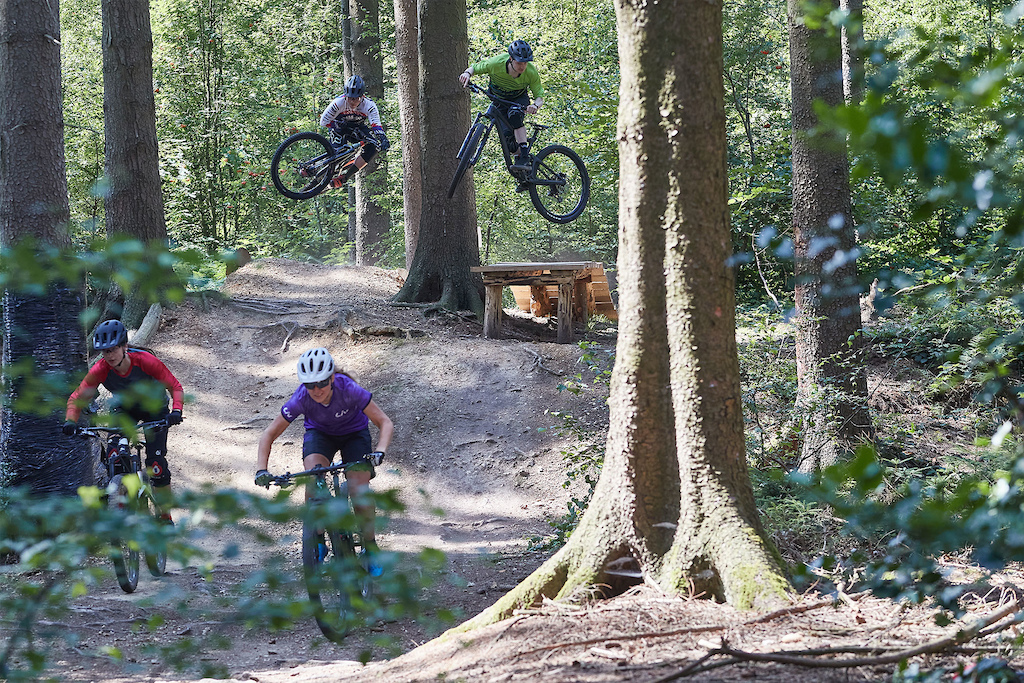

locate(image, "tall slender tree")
[[452, 0, 791, 630], [789, 0, 872, 472], [393, 0, 421, 268], [0, 0, 90, 491], [392, 0, 482, 313], [101, 0, 168, 327], [348, 0, 389, 265]]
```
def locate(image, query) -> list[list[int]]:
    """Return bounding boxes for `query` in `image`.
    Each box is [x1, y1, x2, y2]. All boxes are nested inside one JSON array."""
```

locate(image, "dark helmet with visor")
[[508, 40, 534, 62], [344, 75, 365, 98], [93, 319, 128, 351]]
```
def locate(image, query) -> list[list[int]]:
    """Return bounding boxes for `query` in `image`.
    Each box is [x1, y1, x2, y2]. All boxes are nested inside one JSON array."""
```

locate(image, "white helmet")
[[297, 347, 335, 383]]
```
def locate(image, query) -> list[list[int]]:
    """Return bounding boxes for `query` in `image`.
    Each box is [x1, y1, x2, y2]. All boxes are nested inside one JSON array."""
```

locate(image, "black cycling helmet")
[[508, 40, 534, 62], [344, 75, 365, 98], [93, 319, 128, 351]]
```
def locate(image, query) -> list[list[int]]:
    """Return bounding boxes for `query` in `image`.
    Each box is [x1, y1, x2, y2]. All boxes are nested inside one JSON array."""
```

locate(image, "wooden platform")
[[471, 262, 617, 343]]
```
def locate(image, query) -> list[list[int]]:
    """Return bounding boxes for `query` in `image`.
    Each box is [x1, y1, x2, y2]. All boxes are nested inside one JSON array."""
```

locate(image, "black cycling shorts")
[[303, 427, 372, 466]]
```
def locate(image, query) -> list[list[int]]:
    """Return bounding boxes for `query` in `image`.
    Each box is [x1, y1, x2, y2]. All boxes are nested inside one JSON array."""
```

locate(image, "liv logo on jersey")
[[335, 410, 349, 418]]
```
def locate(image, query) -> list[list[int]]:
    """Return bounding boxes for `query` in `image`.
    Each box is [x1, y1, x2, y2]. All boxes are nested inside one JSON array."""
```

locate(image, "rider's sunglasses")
[[304, 378, 331, 390]]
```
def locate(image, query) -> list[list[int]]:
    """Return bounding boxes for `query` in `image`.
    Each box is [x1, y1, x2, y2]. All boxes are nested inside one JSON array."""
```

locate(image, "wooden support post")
[[557, 281, 574, 344], [573, 280, 589, 328], [483, 284, 504, 339]]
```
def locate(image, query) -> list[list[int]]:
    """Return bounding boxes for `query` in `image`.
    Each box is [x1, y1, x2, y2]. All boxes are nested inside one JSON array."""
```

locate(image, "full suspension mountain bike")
[[74, 419, 172, 593], [270, 113, 369, 200], [448, 82, 591, 224], [266, 455, 382, 642]]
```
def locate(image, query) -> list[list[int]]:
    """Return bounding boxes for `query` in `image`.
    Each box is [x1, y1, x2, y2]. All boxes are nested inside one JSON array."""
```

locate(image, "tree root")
[[656, 597, 1024, 680], [240, 307, 427, 351]]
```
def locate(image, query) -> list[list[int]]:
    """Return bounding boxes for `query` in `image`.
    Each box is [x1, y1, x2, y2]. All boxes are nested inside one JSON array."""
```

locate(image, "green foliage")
[[0, 484, 447, 679], [793, 445, 1024, 616]]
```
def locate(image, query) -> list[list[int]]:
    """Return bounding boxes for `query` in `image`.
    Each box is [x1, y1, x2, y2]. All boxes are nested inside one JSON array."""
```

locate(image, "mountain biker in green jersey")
[[459, 40, 544, 172]]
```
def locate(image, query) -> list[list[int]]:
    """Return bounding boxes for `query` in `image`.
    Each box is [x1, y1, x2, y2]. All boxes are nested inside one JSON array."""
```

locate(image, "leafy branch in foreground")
[[0, 485, 448, 680], [794, 445, 1024, 619]]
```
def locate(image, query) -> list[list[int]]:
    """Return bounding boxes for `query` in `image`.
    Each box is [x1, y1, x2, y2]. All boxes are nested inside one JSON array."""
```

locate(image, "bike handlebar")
[[74, 418, 172, 439], [267, 455, 383, 488], [464, 81, 524, 110]]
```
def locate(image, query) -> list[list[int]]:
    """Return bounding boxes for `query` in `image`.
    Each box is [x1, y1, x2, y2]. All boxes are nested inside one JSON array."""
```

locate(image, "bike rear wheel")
[[271, 132, 335, 200], [107, 474, 140, 593], [448, 122, 487, 199], [527, 144, 591, 224]]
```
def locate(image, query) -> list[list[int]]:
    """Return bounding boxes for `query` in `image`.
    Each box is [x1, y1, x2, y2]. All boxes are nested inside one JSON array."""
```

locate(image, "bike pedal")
[[515, 183, 529, 193]]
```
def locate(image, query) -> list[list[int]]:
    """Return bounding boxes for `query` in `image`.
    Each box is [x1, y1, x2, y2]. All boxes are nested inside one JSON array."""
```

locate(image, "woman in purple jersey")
[[254, 347, 394, 559]]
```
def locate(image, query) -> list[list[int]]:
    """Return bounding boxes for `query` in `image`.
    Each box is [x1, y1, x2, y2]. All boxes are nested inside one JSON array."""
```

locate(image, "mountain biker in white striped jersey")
[[319, 75, 390, 189]]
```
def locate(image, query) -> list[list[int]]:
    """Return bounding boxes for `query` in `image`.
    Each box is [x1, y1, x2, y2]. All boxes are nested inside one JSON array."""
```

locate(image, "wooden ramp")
[[471, 261, 617, 343], [510, 263, 617, 321]]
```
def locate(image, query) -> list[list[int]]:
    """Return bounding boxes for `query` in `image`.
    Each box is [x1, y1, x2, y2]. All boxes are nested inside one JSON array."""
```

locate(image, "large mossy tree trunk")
[[0, 0, 91, 492], [789, 0, 872, 473], [101, 0, 168, 329], [349, 0, 389, 265], [453, 0, 791, 632], [392, 0, 482, 314]]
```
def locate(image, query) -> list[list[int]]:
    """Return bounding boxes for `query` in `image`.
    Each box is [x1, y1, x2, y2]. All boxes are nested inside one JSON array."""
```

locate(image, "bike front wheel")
[[302, 522, 357, 643], [107, 474, 140, 593], [528, 144, 591, 224], [271, 132, 335, 200], [143, 494, 168, 577], [448, 122, 487, 199]]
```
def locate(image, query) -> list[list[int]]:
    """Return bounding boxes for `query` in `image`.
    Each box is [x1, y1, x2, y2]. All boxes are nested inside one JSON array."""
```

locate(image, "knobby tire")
[[302, 521, 358, 643], [271, 132, 335, 200], [108, 474, 140, 593], [527, 144, 591, 224], [144, 494, 168, 577], [448, 122, 487, 199]]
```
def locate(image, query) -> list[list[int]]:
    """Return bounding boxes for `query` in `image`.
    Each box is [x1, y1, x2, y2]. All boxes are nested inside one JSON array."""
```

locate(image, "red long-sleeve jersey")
[[66, 349, 184, 422]]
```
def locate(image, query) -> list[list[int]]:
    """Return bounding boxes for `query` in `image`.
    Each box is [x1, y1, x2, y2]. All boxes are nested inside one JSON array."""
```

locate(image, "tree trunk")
[[451, 0, 791, 632], [392, 0, 482, 314], [394, 0, 421, 268], [0, 0, 92, 492], [101, 0, 168, 328], [840, 0, 864, 105], [789, 0, 872, 472], [349, 0, 389, 265]]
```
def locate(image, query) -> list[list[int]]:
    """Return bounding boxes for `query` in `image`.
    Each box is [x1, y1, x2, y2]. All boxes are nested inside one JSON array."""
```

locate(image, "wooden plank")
[[510, 285, 532, 312], [482, 284, 504, 339], [557, 281, 574, 343], [531, 285, 554, 317]]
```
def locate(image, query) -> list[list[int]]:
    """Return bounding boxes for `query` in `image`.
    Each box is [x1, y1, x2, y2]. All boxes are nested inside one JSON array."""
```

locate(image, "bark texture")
[[349, 0, 389, 265], [789, 0, 871, 472], [393, 0, 421, 268], [0, 0, 91, 492], [0, 0, 70, 245], [451, 0, 791, 633], [101, 0, 168, 327], [392, 0, 482, 313]]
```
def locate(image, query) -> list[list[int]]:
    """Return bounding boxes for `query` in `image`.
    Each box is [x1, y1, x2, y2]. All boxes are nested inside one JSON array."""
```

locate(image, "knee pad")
[[147, 454, 171, 487], [507, 108, 525, 130]]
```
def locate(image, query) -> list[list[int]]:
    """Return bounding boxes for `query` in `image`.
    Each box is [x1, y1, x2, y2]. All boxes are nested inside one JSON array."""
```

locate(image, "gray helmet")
[[297, 347, 335, 383], [344, 75, 365, 98], [93, 319, 128, 351], [508, 40, 534, 62]]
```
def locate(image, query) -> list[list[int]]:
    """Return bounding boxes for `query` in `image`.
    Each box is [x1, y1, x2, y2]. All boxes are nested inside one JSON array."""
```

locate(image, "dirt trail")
[[50, 258, 609, 682]]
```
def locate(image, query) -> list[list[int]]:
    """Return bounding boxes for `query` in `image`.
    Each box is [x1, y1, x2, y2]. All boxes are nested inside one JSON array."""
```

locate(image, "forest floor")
[[31, 258, 1024, 683]]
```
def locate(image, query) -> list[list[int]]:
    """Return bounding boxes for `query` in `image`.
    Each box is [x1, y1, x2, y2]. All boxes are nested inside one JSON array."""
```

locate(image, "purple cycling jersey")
[[280, 373, 371, 435]]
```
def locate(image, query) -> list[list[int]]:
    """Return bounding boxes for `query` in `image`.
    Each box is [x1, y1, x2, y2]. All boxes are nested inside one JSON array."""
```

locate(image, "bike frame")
[[78, 419, 168, 486], [459, 83, 545, 173]]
